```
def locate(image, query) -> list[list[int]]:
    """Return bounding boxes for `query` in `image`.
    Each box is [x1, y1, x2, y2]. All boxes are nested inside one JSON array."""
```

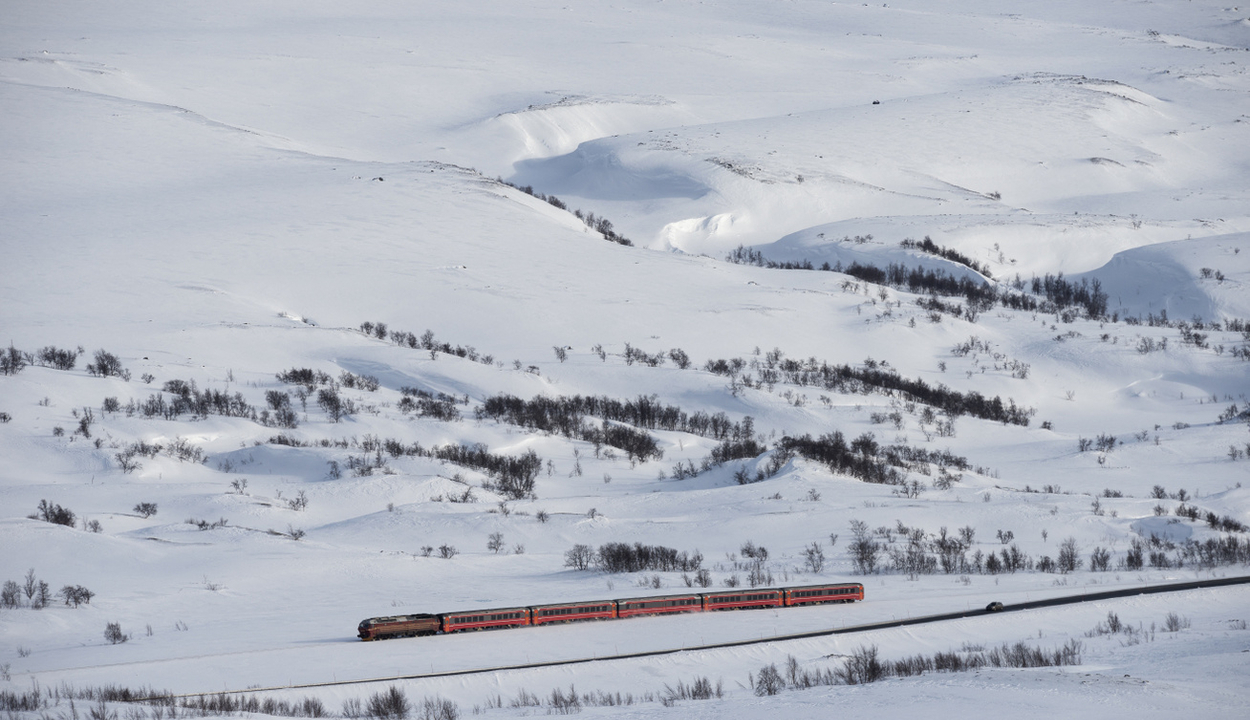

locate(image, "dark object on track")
[[358, 614, 439, 640], [985, 601, 1004, 612]]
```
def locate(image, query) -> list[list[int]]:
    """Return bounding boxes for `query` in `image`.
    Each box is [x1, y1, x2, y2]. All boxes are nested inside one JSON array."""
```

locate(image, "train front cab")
[[441, 607, 531, 633], [358, 613, 440, 640], [782, 583, 864, 606]]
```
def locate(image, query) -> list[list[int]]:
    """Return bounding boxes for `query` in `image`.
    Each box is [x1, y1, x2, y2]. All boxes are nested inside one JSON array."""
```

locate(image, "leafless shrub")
[[836, 645, 885, 685], [287, 490, 309, 511], [547, 685, 580, 715], [104, 622, 129, 644], [659, 676, 721, 706], [366, 686, 410, 720], [564, 544, 594, 570], [417, 697, 459, 720], [1162, 612, 1190, 632], [849, 520, 881, 574], [1057, 537, 1081, 573], [0, 580, 20, 609], [487, 532, 505, 554], [60, 585, 94, 607], [34, 499, 76, 526], [0, 344, 29, 375], [87, 349, 127, 379], [89, 699, 117, 720], [752, 664, 784, 696]]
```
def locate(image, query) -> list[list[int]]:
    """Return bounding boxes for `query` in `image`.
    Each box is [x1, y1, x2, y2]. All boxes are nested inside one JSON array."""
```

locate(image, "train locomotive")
[[358, 582, 863, 640]]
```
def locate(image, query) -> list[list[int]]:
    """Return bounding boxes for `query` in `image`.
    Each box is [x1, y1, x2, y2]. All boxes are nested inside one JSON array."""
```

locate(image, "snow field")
[[2, 1, 1249, 717]]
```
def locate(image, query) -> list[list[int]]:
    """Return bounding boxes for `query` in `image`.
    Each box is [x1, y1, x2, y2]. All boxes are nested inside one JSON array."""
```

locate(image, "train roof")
[[702, 588, 782, 597], [359, 613, 436, 625], [615, 592, 702, 603], [529, 599, 616, 609], [441, 606, 530, 616]]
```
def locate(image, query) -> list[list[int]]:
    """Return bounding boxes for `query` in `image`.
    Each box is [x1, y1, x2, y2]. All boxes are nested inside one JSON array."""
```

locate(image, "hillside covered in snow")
[[2, 1, 1248, 718]]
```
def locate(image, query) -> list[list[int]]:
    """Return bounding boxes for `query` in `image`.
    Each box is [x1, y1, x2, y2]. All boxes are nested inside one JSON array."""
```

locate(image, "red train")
[[357, 582, 863, 640]]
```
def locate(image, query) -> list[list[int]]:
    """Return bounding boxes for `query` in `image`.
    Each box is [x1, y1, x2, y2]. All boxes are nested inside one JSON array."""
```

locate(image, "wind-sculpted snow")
[[1078, 233, 1250, 321]]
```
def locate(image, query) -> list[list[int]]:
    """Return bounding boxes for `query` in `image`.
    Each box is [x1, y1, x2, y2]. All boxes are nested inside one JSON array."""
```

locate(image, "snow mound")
[[1078, 233, 1250, 321], [1130, 516, 1194, 543], [456, 95, 698, 175]]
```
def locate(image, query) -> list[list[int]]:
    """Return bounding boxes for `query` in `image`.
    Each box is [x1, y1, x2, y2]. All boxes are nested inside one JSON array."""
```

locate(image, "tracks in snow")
[[168, 574, 1250, 698]]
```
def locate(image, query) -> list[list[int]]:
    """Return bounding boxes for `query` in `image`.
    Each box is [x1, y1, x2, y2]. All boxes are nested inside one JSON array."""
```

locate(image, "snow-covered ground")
[[2, 1, 1248, 717]]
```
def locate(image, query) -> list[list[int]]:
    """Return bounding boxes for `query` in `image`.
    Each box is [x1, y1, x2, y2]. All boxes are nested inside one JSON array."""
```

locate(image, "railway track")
[[172, 574, 1250, 698]]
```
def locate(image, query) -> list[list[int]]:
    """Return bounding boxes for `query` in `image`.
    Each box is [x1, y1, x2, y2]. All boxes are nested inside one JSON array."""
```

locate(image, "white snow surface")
[[2, 1, 1249, 718]]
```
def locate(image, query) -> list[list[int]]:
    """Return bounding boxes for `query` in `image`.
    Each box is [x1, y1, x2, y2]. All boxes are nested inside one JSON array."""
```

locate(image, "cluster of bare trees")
[[1, 569, 92, 610]]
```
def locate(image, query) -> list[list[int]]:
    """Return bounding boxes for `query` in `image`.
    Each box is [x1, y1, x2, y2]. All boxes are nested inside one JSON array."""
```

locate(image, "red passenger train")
[[357, 582, 864, 640]]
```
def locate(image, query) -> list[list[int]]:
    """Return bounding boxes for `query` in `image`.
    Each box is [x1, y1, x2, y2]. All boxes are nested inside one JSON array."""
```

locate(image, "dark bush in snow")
[[59, 585, 94, 607], [589, 542, 703, 573], [104, 622, 129, 644], [0, 344, 29, 375], [36, 345, 82, 371], [33, 499, 75, 527], [86, 349, 126, 378]]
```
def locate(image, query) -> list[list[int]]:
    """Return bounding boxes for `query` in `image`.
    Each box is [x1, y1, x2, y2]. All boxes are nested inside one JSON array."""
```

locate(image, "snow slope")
[[1, 1, 1248, 718]]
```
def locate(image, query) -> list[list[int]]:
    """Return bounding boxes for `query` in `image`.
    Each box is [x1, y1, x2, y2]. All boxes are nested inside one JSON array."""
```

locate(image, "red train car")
[[357, 613, 440, 640], [782, 582, 863, 606], [441, 606, 530, 633], [616, 593, 702, 618], [531, 600, 617, 625], [357, 582, 866, 640], [702, 589, 783, 611]]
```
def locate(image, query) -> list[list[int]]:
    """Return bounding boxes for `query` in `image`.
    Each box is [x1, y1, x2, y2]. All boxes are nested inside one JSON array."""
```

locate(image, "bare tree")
[[0, 580, 20, 609], [317, 388, 348, 422], [564, 544, 594, 570], [487, 532, 505, 554], [0, 344, 28, 375], [104, 622, 129, 644], [23, 568, 37, 604], [87, 349, 126, 378], [1089, 546, 1111, 572], [1057, 537, 1081, 573], [59, 585, 94, 607], [287, 490, 308, 511], [33, 581, 50, 609], [803, 542, 825, 573], [366, 686, 410, 720], [753, 664, 784, 696], [849, 520, 881, 574]]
